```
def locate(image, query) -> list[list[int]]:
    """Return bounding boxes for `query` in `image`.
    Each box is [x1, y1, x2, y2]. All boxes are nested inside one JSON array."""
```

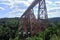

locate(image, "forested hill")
[[48, 17, 60, 22], [0, 17, 20, 28], [0, 17, 60, 40], [0, 17, 60, 22], [0, 17, 19, 23], [0, 17, 19, 21]]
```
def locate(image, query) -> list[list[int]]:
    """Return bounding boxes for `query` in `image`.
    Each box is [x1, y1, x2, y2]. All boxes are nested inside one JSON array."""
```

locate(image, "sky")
[[0, 0, 60, 18]]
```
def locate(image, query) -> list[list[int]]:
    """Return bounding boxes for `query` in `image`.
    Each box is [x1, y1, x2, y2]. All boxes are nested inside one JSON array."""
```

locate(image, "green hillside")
[[0, 18, 60, 40]]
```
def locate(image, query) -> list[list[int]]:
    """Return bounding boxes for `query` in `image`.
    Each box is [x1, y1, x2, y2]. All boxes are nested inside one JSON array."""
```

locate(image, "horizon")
[[0, 16, 60, 19], [0, 0, 60, 18]]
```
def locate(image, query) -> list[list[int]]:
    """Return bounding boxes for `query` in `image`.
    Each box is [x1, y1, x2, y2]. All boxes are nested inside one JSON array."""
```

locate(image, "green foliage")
[[26, 22, 60, 40], [0, 18, 60, 40], [0, 18, 20, 40]]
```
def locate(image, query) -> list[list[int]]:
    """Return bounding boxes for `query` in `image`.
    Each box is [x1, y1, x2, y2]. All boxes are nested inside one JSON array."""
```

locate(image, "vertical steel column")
[[38, 0, 48, 29], [38, 0, 47, 19]]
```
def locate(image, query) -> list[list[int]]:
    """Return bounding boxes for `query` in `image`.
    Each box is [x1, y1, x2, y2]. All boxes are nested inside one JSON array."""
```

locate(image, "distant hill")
[[0, 17, 19, 25], [0, 17, 60, 23], [48, 17, 60, 22]]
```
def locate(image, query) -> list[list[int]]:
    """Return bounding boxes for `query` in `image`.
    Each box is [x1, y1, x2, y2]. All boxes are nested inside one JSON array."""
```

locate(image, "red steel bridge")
[[19, 0, 48, 37]]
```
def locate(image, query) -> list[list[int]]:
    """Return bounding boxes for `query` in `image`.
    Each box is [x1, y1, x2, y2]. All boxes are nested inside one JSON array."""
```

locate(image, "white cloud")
[[46, 0, 53, 4], [19, 1, 30, 7], [0, 0, 60, 18], [0, 0, 8, 1], [46, 0, 60, 12], [54, 1, 60, 4], [0, 7, 5, 11], [48, 11, 60, 18], [8, 0, 33, 8], [19, 0, 34, 7], [5, 0, 34, 18], [47, 7, 60, 12], [7, 7, 26, 18], [0, 0, 14, 9], [8, 0, 15, 8]]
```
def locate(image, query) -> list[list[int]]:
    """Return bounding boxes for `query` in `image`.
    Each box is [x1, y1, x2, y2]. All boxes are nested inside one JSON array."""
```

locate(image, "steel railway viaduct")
[[19, 0, 48, 37]]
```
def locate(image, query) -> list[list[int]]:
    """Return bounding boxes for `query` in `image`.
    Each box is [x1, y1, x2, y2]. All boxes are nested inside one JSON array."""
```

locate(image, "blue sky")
[[0, 0, 60, 18]]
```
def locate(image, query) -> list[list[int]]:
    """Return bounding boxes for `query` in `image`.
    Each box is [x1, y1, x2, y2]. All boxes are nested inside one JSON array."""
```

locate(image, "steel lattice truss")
[[19, 0, 48, 37]]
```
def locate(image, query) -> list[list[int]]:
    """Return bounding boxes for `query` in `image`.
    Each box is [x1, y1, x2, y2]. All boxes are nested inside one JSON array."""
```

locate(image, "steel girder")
[[19, 0, 48, 37]]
